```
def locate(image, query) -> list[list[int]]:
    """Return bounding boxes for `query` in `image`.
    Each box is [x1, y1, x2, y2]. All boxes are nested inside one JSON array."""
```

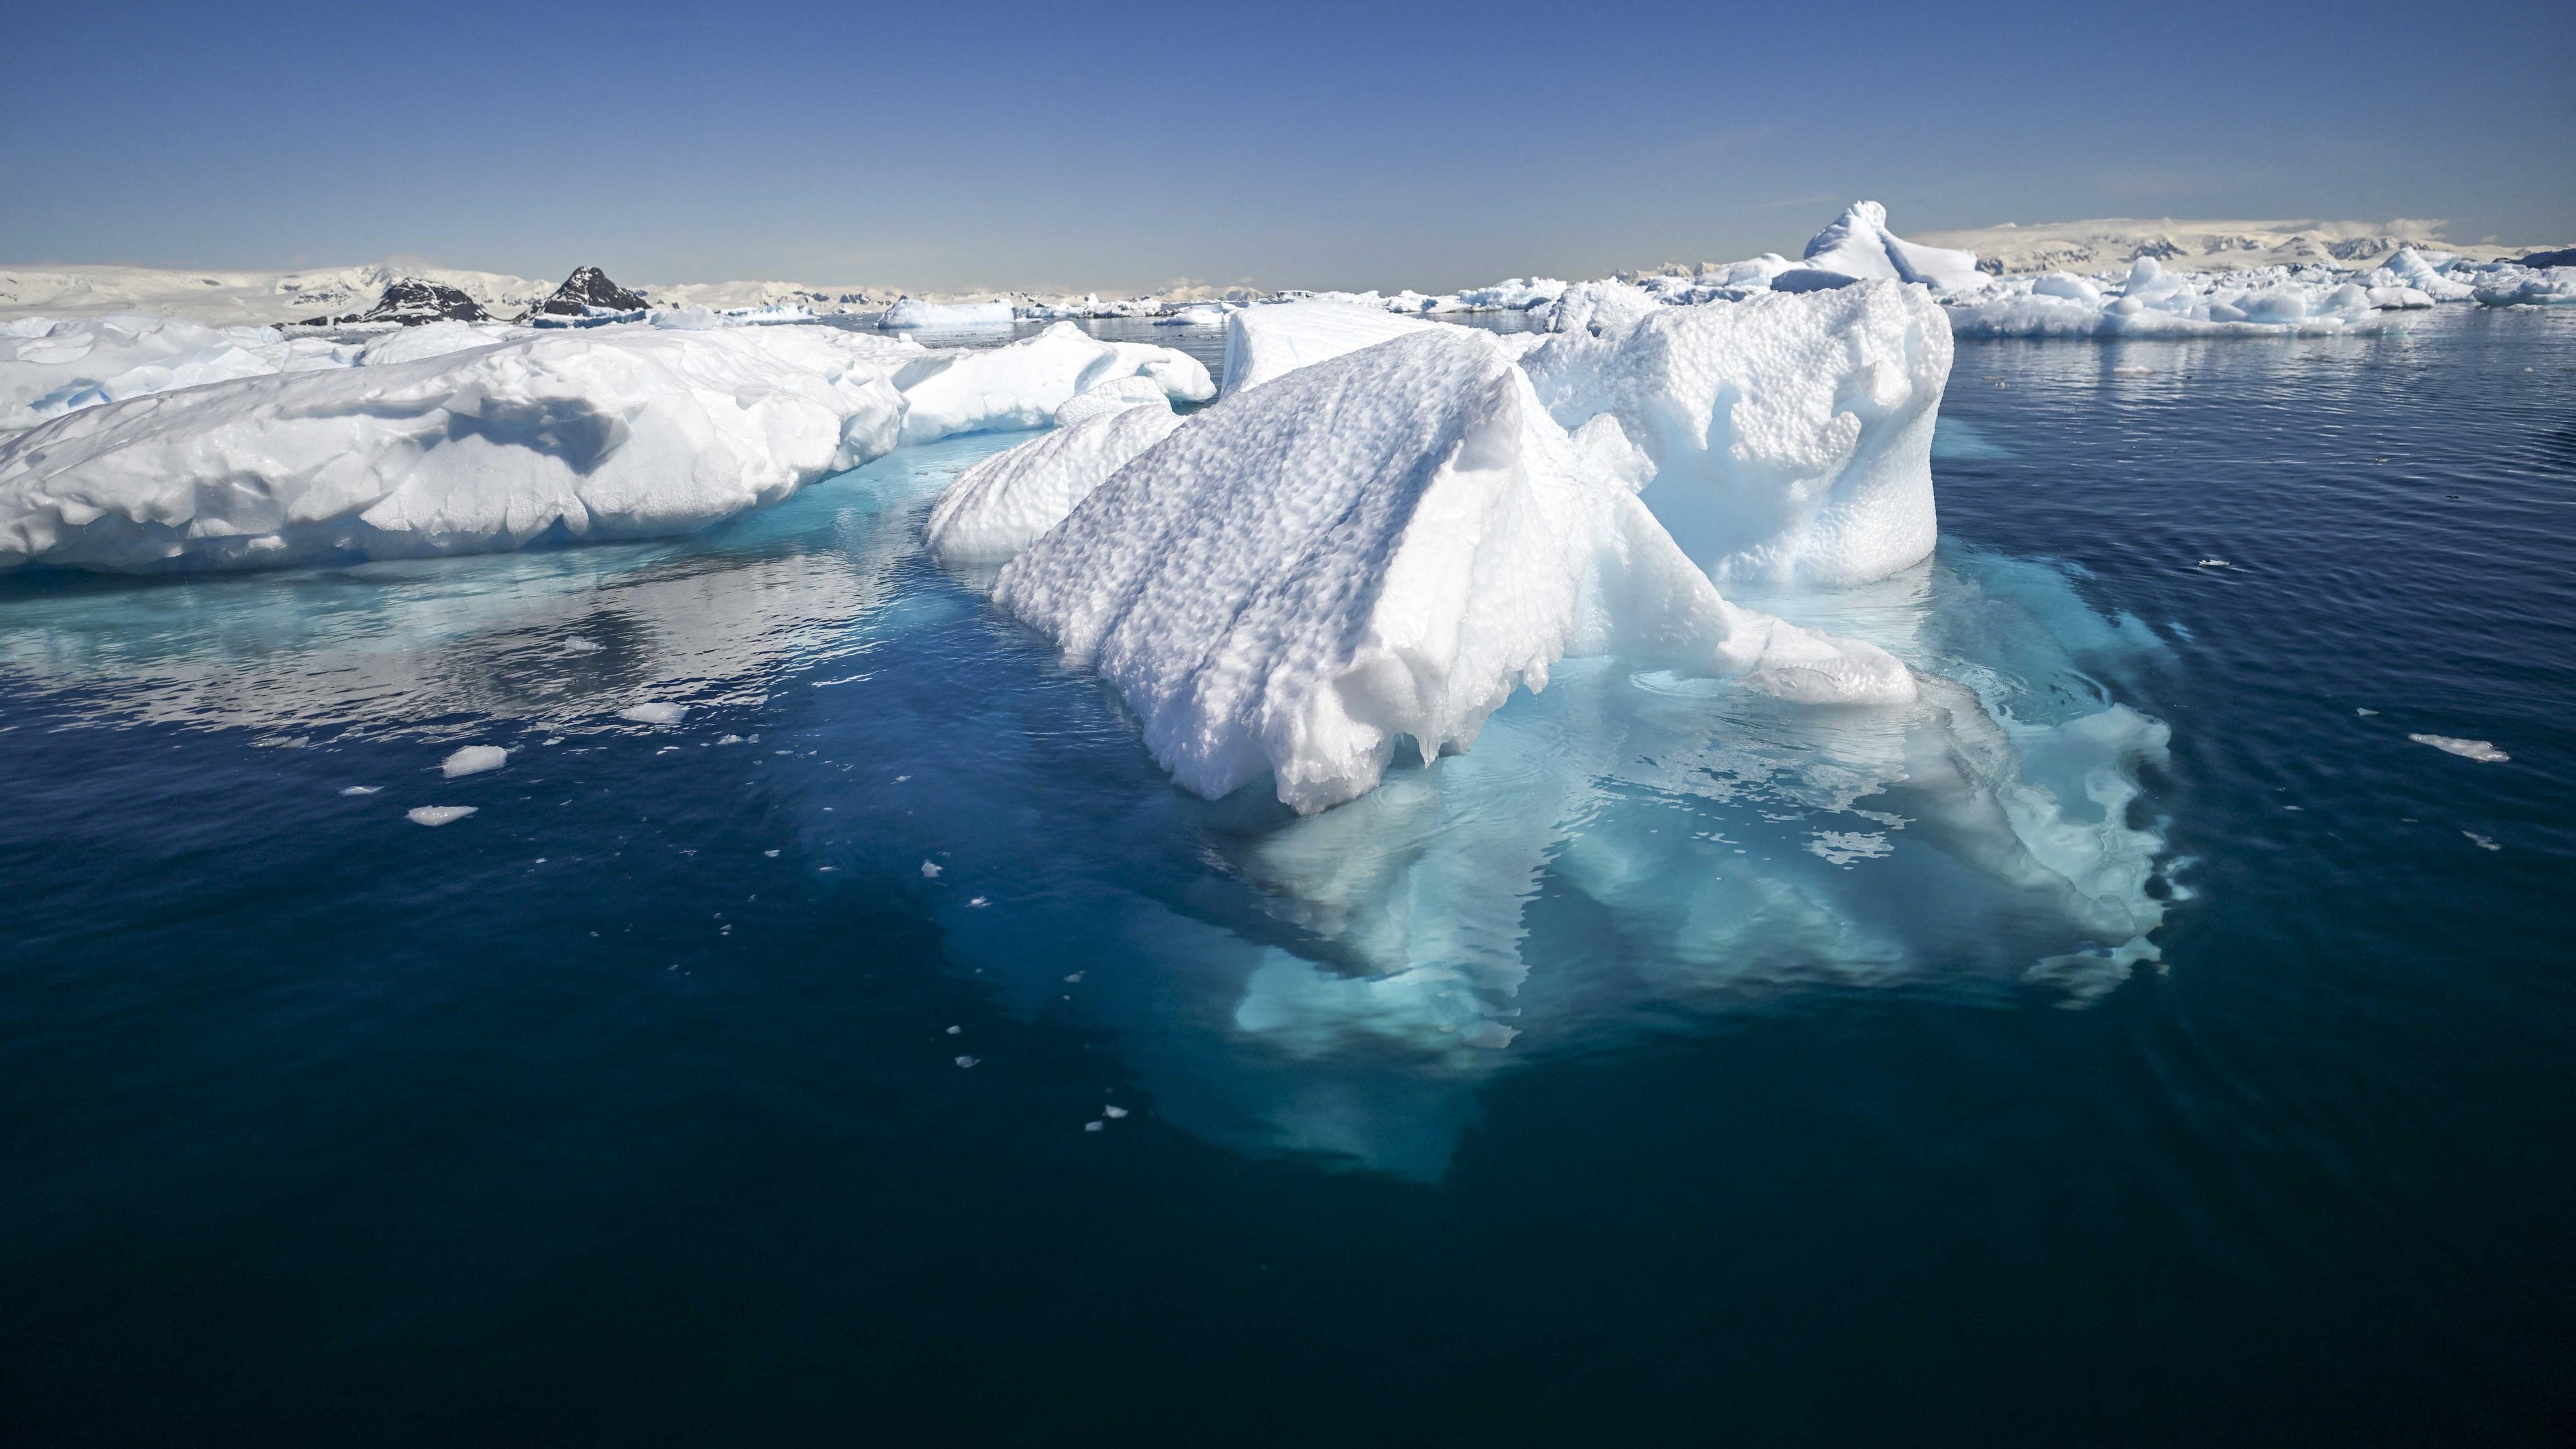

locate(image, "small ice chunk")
[[716, 734, 745, 745], [920, 860, 942, 877], [2355, 708, 2379, 716], [2410, 734, 2509, 763], [763, 849, 780, 857], [955, 1055, 979, 1068], [1083, 1120, 1104, 1132], [620, 702, 687, 725], [967, 896, 989, 908], [441, 745, 508, 777], [2464, 831, 2501, 851], [407, 805, 478, 826], [2197, 559, 2230, 568], [945, 1025, 962, 1035], [339, 785, 380, 796], [1103, 1105, 1128, 1119], [1063, 971, 1084, 983]]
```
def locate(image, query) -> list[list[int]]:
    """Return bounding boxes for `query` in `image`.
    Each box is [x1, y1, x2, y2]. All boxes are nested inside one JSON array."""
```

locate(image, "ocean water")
[[3, 309, 2571, 1444]]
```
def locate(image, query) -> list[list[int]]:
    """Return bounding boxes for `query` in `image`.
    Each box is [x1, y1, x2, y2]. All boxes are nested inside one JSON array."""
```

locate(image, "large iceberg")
[[892, 321, 1212, 443], [923, 384, 1181, 566], [1519, 279, 1950, 585], [976, 325, 1914, 813], [0, 321, 1212, 573], [2469, 263, 2576, 307], [1774, 201, 1984, 294], [879, 299, 1016, 329]]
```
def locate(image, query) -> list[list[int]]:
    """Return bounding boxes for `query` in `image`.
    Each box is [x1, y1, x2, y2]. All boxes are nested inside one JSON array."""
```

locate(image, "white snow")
[[880, 299, 1015, 329], [1518, 280, 1949, 585], [3, 315, 363, 435], [1902, 217, 2545, 275], [1220, 301, 1439, 399], [2410, 733, 2509, 763], [1945, 258, 2401, 337], [982, 324, 1914, 813], [923, 393, 1182, 566], [2470, 264, 2576, 307], [1, 319, 1211, 572], [893, 321, 1212, 445], [1778, 201, 1984, 294], [407, 805, 478, 826], [441, 745, 508, 777]]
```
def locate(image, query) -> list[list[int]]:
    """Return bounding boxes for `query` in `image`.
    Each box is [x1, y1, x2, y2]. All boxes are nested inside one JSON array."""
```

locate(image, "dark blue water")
[[3, 310, 2571, 1444]]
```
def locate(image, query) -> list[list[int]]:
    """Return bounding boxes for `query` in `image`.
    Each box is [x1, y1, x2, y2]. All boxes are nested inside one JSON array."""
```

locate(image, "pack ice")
[[938, 294, 1939, 812], [0, 321, 1209, 572]]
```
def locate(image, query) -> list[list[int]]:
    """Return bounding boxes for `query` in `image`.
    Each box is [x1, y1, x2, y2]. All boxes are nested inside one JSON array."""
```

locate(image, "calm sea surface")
[[3, 308, 2571, 1444]]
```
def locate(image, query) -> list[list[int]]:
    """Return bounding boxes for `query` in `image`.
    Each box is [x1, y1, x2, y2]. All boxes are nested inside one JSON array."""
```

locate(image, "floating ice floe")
[[0, 321, 1210, 572], [2, 314, 364, 434], [972, 317, 1915, 812], [1945, 257, 2398, 337], [441, 745, 508, 777], [2469, 263, 2576, 307], [2410, 733, 2508, 763], [407, 805, 478, 826], [619, 702, 688, 724], [879, 299, 1015, 329]]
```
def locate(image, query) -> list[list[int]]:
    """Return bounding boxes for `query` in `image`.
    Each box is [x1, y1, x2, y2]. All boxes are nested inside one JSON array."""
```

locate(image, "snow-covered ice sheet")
[[880, 299, 1016, 330], [0, 321, 1212, 572], [1220, 301, 1441, 399], [1945, 258, 2404, 337], [924, 390, 1182, 566], [4, 315, 363, 435]]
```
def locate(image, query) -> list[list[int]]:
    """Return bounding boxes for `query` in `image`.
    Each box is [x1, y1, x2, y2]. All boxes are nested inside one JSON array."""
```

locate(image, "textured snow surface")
[[3, 315, 362, 435], [1520, 280, 1949, 585], [1220, 301, 1439, 399], [0, 321, 1212, 572], [983, 325, 1915, 812], [924, 393, 1182, 566], [2470, 264, 2576, 307]]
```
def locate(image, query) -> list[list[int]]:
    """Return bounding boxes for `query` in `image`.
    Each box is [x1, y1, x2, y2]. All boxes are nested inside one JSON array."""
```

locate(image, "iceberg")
[[1774, 201, 1984, 294], [2470, 264, 2576, 307], [891, 321, 1212, 444], [0, 319, 1214, 573], [979, 325, 1914, 814], [879, 299, 1016, 329], [1945, 257, 2402, 337], [1518, 279, 1950, 585], [3, 314, 362, 435]]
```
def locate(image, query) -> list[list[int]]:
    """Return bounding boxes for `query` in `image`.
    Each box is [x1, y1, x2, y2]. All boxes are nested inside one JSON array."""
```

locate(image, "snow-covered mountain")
[[0, 263, 555, 327], [1902, 217, 2546, 275]]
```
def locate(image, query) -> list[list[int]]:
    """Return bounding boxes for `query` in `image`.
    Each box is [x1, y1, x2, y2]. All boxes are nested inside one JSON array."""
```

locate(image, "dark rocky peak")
[[530, 266, 648, 318], [2512, 248, 2576, 268], [299, 279, 491, 328]]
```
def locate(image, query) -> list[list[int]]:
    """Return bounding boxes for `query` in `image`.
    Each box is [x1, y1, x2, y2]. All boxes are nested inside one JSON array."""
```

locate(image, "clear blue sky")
[[6, 0, 2570, 290]]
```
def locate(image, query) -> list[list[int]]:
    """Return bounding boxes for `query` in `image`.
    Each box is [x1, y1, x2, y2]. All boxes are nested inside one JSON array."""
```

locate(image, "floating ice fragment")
[[1807, 830, 1894, 865], [716, 734, 745, 745], [2464, 832, 2501, 851], [2197, 559, 2231, 568], [339, 785, 380, 796], [2356, 708, 2379, 716], [620, 702, 686, 724], [2410, 734, 2509, 763], [763, 849, 780, 857], [1084, 1120, 1105, 1132], [407, 805, 478, 826], [945, 1025, 961, 1035], [441, 745, 508, 777], [920, 860, 943, 877], [1103, 1105, 1129, 1119], [967, 896, 989, 908], [955, 1055, 979, 1069], [1064, 971, 1084, 983]]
